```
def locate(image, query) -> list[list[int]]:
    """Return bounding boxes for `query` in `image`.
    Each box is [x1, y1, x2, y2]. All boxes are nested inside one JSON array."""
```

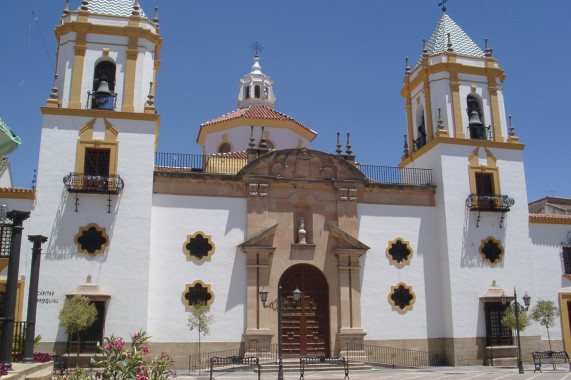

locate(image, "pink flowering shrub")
[[90, 330, 175, 380]]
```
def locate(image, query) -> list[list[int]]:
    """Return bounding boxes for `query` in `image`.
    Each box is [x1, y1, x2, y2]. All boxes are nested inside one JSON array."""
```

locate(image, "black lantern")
[[293, 288, 302, 303], [259, 287, 268, 305]]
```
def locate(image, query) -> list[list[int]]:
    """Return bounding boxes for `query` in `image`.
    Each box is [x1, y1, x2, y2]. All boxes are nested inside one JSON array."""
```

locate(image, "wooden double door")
[[280, 264, 330, 357]]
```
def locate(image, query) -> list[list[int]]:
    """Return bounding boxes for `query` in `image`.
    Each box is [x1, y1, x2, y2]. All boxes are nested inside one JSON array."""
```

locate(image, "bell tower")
[[400, 12, 519, 156], [32, 0, 162, 343]]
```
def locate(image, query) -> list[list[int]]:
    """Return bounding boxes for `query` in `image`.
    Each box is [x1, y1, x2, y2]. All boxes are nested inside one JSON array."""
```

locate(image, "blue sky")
[[1, 1, 569, 202]]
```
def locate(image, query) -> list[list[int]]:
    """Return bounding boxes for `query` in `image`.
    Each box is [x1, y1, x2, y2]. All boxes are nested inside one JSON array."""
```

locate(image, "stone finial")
[[437, 108, 444, 130], [81, 0, 89, 11], [63, 0, 70, 16], [422, 39, 428, 58], [508, 115, 516, 137], [470, 84, 477, 93], [335, 132, 342, 155], [50, 74, 59, 100], [259, 126, 268, 150], [153, 7, 159, 23], [145, 82, 154, 106], [484, 38, 493, 57], [403, 134, 409, 156], [249, 126, 256, 148], [298, 216, 307, 244], [447, 33, 453, 52], [405, 57, 411, 75], [87, 274, 92, 283], [132, 0, 140, 16], [345, 133, 352, 155]]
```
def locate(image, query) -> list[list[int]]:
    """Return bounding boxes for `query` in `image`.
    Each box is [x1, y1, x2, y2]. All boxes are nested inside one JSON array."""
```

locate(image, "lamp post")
[[502, 288, 531, 374], [259, 284, 302, 380]]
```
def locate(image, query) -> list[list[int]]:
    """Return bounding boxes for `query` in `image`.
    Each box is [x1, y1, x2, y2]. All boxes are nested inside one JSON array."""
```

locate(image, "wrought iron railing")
[[63, 173, 125, 194], [344, 343, 439, 368], [0, 223, 12, 258], [0, 320, 27, 360], [188, 345, 278, 373], [155, 153, 433, 186], [358, 165, 433, 186], [465, 194, 515, 212]]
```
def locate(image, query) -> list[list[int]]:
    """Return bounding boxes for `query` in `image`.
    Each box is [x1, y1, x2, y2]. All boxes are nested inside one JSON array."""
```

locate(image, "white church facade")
[[1, 0, 571, 368]]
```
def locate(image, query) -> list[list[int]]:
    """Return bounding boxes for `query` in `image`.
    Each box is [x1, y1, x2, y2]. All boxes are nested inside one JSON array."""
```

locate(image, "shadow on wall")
[[461, 206, 506, 268]]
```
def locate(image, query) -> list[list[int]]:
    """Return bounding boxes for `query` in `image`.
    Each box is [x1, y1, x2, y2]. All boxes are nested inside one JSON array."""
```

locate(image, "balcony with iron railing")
[[154, 153, 433, 186], [63, 173, 124, 194], [466, 194, 515, 212]]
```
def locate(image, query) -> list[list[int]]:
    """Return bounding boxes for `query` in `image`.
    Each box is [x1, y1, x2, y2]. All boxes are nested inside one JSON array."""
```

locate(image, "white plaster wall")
[[358, 204, 442, 341], [30, 114, 157, 343], [149, 195, 247, 342], [203, 125, 311, 155]]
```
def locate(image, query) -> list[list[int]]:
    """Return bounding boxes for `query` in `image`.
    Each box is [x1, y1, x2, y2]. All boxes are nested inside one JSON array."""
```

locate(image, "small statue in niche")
[[415, 115, 427, 150], [298, 216, 307, 244], [466, 94, 487, 140]]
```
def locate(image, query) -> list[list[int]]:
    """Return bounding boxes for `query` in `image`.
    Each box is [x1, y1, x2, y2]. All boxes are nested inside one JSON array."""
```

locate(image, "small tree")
[[530, 299, 559, 352], [502, 303, 531, 332], [58, 295, 98, 358], [187, 301, 214, 374]]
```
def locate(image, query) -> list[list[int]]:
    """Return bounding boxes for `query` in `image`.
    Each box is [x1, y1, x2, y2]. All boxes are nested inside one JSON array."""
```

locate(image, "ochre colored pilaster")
[[450, 71, 465, 138], [123, 35, 139, 112], [69, 33, 87, 109], [488, 77, 504, 142], [423, 66, 434, 140]]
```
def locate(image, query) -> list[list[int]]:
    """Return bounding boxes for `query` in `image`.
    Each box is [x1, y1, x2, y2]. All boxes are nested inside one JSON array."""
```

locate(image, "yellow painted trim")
[[183, 231, 216, 264], [404, 58, 506, 96], [40, 107, 160, 122], [122, 43, 138, 113], [74, 223, 110, 258], [182, 280, 215, 311], [479, 236, 504, 266], [559, 292, 571, 355], [399, 135, 524, 168], [468, 147, 501, 195], [0, 280, 27, 321], [530, 216, 571, 225], [75, 119, 119, 176], [487, 77, 504, 142], [423, 67, 435, 141], [388, 282, 416, 313], [55, 20, 161, 46], [450, 72, 465, 138], [69, 36, 87, 109], [197, 118, 317, 146], [385, 237, 413, 268], [403, 76, 415, 153], [0, 190, 35, 200]]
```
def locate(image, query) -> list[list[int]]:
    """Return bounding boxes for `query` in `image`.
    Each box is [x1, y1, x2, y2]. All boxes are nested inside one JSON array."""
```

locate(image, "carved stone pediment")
[[330, 224, 370, 252], [238, 224, 278, 253], [239, 148, 368, 182]]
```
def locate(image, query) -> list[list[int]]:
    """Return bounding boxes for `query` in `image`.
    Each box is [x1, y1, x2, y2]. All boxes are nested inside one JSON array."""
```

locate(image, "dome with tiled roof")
[[77, 0, 147, 18], [415, 13, 484, 67]]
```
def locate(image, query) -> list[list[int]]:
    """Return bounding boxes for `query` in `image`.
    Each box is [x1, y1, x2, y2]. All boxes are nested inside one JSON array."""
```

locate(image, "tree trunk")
[[198, 327, 201, 375], [76, 330, 81, 360], [547, 326, 552, 352]]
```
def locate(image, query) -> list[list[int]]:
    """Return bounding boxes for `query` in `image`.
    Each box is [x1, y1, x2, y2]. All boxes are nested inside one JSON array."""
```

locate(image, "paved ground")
[[177, 365, 571, 380]]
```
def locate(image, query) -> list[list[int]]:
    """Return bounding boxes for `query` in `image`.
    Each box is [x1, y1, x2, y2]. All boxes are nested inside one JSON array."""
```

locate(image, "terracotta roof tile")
[[0, 187, 34, 193], [201, 106, 316, 135], [529, 213, 571, 224]]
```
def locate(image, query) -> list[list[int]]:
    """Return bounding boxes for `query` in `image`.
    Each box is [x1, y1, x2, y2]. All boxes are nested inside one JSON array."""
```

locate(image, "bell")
[[468, 109, 483, 127], [95, 80, 111, 95]]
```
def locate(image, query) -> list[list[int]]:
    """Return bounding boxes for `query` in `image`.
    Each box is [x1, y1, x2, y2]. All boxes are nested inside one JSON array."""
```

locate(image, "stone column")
[[0, 211, 30, 369], [22, 235, 48, 363]]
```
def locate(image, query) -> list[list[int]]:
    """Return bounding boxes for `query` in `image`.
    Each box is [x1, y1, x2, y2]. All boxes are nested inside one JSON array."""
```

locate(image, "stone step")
[[25, 366, 53, 380], [3, 362, 53, 380]]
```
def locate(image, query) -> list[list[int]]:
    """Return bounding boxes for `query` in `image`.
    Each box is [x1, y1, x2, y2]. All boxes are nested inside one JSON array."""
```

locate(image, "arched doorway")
[[280, 264, 330, 357]]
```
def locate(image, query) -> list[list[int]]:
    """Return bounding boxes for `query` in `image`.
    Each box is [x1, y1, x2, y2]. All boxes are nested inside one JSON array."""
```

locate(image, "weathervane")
[[438, 0, 447, 13], [250, 41, 263, 57]]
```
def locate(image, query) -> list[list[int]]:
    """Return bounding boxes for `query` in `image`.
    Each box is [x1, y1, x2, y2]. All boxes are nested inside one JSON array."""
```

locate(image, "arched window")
[[92, 60, 116, 110], [414, 107, 427, 150], [255, 85, 261, 98], [244, 86, 250, 99], [466, 92, 487, 140], [218, 142, 231, 153]]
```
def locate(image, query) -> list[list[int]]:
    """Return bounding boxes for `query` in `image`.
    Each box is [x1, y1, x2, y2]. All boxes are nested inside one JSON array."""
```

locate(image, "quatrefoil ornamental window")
[[385, 238, 413, 268], [182, 231, 215, 264], [388, 282, 416, 313], [479, 237, 504, 266], [74, 223, 110, 257], [181, 280, 214, 311]]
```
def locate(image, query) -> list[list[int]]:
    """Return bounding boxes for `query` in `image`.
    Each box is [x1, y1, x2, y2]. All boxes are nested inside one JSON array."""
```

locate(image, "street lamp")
[[502, 288, 531, 374], [259, 284, 302, 380]]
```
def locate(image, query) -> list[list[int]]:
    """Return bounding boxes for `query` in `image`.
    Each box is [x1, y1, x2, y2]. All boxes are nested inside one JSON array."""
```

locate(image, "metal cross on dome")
[[251, 41, 263, 57]]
